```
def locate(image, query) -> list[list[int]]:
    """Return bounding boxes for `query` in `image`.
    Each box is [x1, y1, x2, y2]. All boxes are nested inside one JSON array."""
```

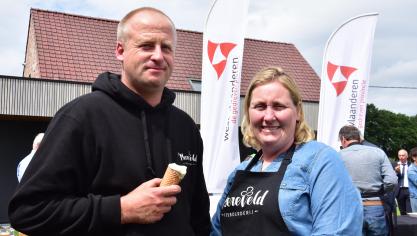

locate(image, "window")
[[189, 79, 201, 92]]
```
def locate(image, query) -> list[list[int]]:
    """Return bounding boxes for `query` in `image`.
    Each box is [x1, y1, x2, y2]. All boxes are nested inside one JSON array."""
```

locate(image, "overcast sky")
[[1, 0, 416, 116]]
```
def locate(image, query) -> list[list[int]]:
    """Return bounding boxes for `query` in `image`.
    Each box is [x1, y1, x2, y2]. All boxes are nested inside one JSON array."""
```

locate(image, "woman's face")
[[249, 81, 300, 153]]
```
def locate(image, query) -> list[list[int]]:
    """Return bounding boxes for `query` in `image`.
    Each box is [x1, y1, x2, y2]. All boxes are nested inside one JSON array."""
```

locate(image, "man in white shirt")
[[17, 133, 44, 182], [395, 149, 411, 215]]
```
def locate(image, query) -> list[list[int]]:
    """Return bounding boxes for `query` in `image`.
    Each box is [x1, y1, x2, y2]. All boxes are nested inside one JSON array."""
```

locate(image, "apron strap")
[[245, 144, 296, 171], [276, 144, 295, 179], [245, 150, 263, 171]]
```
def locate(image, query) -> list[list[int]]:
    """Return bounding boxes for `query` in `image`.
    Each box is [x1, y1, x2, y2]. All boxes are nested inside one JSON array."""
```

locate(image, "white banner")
[[201, 0, 249, 196], [317, 13, 378, 150]]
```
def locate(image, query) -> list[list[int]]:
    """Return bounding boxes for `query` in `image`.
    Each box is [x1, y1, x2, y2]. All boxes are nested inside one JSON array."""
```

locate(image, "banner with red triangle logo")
[[317, 13, 378, 150], [200, 0, 249, 214]]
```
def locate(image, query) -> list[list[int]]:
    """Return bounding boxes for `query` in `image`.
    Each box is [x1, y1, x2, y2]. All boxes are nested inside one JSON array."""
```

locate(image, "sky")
[[1, 0, 416, 116]]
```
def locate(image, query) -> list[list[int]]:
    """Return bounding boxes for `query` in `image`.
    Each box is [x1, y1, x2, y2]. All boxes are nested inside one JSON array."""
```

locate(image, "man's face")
[[398, 150, 408, 163], [116, 11, 176, 95]]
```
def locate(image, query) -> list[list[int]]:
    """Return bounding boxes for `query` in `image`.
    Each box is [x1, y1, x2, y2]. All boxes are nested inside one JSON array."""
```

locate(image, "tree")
[[365, 104, 417, 159]]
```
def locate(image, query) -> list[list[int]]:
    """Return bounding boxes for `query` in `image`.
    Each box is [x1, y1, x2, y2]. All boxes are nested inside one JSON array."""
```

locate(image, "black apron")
[[220, 145, 295, 236]]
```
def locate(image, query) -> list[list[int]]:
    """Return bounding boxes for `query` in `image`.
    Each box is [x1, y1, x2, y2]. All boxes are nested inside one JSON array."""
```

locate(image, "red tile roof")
[[27, 8, 320, 101]]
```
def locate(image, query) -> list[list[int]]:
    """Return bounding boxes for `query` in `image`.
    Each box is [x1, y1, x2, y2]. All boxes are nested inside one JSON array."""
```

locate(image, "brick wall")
[[23, 18, 40, 78]]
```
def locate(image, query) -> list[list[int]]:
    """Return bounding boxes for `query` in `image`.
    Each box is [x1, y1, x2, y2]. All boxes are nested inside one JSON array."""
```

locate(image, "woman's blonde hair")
[[241, 66, 315, 150]]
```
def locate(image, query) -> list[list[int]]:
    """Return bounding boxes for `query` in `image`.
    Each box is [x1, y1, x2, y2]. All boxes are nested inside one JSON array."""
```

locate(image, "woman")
[[408, 147, 417, 212], [210, 67, 362, 235]]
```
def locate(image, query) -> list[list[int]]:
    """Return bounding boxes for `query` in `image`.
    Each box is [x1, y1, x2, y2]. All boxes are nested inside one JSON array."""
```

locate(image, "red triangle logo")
[[326, 61, 358, 96], [207, 40, 236, 79]]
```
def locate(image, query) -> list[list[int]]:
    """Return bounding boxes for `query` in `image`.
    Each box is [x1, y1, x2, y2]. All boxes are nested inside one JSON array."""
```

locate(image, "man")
[[360, 136, 399, 234], [17, 132, 44, 182], [9, 7, 210, 235], [395, 149, 411, 215], [339, 125, 397, 236]]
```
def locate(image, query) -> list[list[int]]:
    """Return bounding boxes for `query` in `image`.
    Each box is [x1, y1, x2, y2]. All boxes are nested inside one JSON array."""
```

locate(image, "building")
[[0, 8, 320, 222]]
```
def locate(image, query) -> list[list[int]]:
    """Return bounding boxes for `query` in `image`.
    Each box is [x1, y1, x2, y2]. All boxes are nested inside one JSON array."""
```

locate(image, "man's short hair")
[[117, 7, 176, 43], [338, 125, 361, 141]]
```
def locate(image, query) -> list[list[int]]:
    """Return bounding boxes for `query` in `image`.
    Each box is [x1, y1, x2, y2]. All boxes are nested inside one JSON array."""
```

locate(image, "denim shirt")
[[409, 163, 417, 199], [211, 141, 363, 236]]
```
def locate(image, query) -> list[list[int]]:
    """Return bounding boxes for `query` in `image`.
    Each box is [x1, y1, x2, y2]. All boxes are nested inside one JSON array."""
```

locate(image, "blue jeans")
[[411, 198, 417, 212], [362, 205, 388, 236]]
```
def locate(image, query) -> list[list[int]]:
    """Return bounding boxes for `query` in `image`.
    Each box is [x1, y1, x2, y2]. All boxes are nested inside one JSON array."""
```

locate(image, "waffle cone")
[[160, 167, 181, 186]]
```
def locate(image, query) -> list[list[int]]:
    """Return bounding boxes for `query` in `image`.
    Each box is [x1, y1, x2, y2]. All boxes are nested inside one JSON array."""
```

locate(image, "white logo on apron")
[[223, 186, 269, 209]]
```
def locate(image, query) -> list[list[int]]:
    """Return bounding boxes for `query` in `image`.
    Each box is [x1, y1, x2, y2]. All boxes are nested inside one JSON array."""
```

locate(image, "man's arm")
[[380, 151, 398, 193]]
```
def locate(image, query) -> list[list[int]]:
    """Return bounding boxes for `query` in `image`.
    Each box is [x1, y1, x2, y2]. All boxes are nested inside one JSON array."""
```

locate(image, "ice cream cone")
[[160, 163, 187, 186]]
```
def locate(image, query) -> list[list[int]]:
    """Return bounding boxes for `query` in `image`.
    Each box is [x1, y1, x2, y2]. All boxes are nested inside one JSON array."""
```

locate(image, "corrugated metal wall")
[[0, 76, 91, 117], [173, 91, 201, 123], [0, 76, 319, 130], [302, 102, 319, 131]]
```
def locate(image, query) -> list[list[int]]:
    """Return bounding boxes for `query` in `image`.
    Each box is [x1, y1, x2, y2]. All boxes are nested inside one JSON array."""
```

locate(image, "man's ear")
[[115, 42, 124, 61]]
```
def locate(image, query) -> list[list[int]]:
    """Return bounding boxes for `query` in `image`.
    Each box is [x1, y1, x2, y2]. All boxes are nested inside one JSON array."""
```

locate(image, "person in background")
[[211, 66, 362, 235], [8, 7, 210, 235], [16, 132, 44, 182], [395, 149, 411, 215], [408, 147, 417, 212], [339, 125, 397, 236], [359, 136, 398, 234]]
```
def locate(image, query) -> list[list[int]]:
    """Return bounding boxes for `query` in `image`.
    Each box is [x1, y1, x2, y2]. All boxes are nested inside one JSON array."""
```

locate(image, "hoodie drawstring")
[[140, 108, 173, 179], [141, 110, 156, 178]]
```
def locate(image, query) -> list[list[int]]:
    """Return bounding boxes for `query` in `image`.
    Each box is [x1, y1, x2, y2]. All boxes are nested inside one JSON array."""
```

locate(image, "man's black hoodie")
[[9, 72, 210, 235]]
